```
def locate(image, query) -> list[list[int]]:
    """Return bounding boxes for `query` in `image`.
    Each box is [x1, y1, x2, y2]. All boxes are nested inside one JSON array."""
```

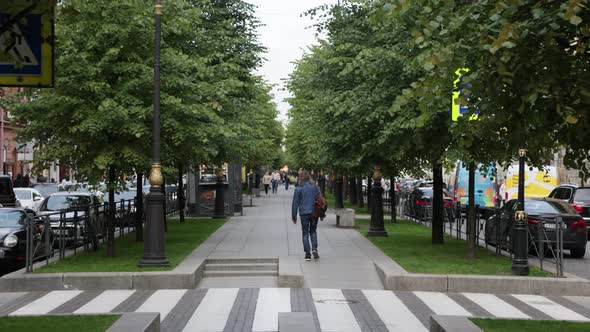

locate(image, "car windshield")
[[574, 189, 590, 203], [14, 190, 32, 200], [45, 195, 91, 211], [526, 200, 576, 214], [0, 211, 25, 227], [34, 184, 60, 197], [104, 190, 136, 202], [418, 188, 433, 197]]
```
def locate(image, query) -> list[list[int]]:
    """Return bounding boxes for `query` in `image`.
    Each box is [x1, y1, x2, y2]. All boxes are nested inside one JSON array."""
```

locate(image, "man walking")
[[271, 170, 280, 194], [292, 170, 320, 261]]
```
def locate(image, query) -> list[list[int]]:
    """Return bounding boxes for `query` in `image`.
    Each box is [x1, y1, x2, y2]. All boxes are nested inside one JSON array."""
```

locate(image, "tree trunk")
[[367, 175, 372, 210], [349, 177, 357, 205], [357, 177, 364, 208], [107, 166, 116, 257], [178, 163, 185, 223], [135, 172, 143, 242], [467, 162, 477, 258], [432, 162, 444, 244], [335, 176, 344, 208], [391, 175, 396, 223], [343, 175, 349, 201]]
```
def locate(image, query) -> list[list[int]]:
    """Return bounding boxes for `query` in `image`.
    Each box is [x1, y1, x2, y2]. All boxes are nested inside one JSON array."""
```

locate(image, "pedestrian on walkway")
[[262, 171, 272, 195], [284, 173, 290, 190], [271, 170, 280, 194], [292, 170, 320, 261]]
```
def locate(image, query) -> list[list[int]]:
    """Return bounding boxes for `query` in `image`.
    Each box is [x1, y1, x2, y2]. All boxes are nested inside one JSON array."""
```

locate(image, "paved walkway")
[[201, 186, 393, 289], [2, 288, 590, 331]]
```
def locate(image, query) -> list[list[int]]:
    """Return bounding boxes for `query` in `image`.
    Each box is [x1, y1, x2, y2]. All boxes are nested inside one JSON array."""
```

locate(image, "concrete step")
[[197, 276, 278, 288], [205, 263, 278, 272], [206, 257, 278, 264], [203, 270, 279, 278]]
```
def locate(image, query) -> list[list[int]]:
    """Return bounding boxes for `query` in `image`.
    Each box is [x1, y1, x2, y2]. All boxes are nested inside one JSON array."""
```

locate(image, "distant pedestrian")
[[284, 173, 290, 190], [262, 171, 272, 195], [23, 175, 30, 187], [271, 170, 280, 194], [13, 174, 23, 188], [292, 170, 320, 261]]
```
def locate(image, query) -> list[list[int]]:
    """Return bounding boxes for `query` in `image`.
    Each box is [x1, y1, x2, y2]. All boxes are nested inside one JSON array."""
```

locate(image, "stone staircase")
[[202, 258, 279, 278]]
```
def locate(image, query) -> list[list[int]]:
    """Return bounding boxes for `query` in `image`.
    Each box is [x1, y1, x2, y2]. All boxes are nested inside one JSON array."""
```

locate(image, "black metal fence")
[[24, 191, 185, 273], [393, 192, 565, 276]]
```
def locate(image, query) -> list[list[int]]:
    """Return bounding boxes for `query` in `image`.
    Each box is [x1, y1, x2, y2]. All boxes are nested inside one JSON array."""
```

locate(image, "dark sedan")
[[405, 187, 454, 220], [0, 208, 53, 274], [485, 198, 587, 258]]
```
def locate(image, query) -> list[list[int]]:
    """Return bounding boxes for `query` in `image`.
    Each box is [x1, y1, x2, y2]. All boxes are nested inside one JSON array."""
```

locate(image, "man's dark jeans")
[[300, 214, 318, 255]]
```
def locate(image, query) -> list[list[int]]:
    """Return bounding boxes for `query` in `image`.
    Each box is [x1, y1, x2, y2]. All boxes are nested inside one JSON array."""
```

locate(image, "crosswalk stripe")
[[363, 290, 427, 332], [182, 288, 238, 332], [414, 291, 472, 317], [10, 291, 82, 316], [463, 293, 528, 319], [75, 290, 135, 314], [136, 289, 188, 322], [512, 294, 590, 321], [252, 288, 291, 332], [311, 288, 362, 332]]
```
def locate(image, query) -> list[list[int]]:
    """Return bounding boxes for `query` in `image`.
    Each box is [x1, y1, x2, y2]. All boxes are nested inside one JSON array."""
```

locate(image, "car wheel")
[[570, 247, 586, 259]]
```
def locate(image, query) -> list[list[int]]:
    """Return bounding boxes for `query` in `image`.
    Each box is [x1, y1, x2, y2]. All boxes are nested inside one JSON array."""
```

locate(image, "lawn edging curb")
[[374, 261, 590, 296], [430, 316, 482, 332], [107, 312, 160, 332]]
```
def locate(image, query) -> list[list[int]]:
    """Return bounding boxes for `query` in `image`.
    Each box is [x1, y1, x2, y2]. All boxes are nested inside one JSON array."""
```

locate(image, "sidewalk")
[[199, 186, 398, 290]]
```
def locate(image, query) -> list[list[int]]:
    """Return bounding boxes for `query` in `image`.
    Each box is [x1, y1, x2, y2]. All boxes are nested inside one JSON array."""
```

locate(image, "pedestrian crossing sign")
[[0, 1, 55, 87]]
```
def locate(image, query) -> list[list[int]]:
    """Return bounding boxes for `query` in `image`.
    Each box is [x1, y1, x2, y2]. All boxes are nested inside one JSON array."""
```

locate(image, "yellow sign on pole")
[[0, 1, 55, 87], [452, 68, 477, 121]]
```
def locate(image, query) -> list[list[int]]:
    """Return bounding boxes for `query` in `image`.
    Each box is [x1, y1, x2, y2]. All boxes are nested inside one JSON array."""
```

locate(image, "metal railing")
[[24, 192, 186, 273], [391, 192, 565, 276]]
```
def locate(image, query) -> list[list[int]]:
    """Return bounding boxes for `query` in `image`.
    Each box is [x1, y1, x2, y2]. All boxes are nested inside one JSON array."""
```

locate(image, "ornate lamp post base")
[[368, 164, 387, 237], [139, 164, 170, 267]]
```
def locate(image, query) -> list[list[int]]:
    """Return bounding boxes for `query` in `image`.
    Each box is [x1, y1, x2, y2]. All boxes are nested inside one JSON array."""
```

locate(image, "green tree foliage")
[[11, 0, 282, 182]]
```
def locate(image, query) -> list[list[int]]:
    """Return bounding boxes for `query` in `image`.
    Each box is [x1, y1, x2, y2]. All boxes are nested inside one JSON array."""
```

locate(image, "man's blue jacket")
[[292, 181, 319, 219]]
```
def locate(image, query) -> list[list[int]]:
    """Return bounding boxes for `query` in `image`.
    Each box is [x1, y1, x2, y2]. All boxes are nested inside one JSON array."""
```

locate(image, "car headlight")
[[3, 234, 18, 248]]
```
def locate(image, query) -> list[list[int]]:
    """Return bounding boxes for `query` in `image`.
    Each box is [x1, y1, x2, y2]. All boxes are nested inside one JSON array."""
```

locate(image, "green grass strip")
[[325, 192, 370, 215], [0, 315, 120, 332], [357, 219, 550, 276], [35, 218, 225, 273], [471, 318, 590, 332]]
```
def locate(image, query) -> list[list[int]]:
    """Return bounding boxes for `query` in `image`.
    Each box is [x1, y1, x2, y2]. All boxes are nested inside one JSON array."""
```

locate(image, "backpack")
[[312, 186, 328, 223]]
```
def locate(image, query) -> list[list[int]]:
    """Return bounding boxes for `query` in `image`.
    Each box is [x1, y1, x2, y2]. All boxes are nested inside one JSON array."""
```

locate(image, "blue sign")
[[0, 3, 54, 87]]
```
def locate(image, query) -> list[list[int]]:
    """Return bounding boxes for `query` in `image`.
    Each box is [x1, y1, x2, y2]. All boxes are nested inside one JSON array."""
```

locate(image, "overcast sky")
[[247, 0, 339, 124]]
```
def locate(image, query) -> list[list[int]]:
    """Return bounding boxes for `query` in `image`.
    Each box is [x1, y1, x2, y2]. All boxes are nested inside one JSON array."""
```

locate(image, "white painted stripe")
[[363, 290, 427, 332], [10, 290, 82, 316], [462, 293, 529, 319], [182, 288, 239, 332], [136, 289, 187, 322], [311, 288, 362, 332], [252, 288, 291, 332], [512, 294, 589, 321], [75, 290, 135, 314], [414, 291, 471, 317]]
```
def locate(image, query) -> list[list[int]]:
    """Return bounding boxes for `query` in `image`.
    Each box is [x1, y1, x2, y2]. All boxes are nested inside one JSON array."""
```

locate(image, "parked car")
[[14, 188, 44, 211], [0, 208, 53, 274], [405, 187, 454, 220], [37, 192, 104, 247], [485, 198, 587, 258], [31, 183, 61, 198], [0, 176, 19, 208], [548, 185, 590, 239]]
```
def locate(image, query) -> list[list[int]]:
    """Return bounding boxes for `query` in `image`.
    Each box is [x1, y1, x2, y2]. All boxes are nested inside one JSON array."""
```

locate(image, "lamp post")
[[368, 163, 387, 237], [139, 0, 169, 267], [511, 121, 529, 275]]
